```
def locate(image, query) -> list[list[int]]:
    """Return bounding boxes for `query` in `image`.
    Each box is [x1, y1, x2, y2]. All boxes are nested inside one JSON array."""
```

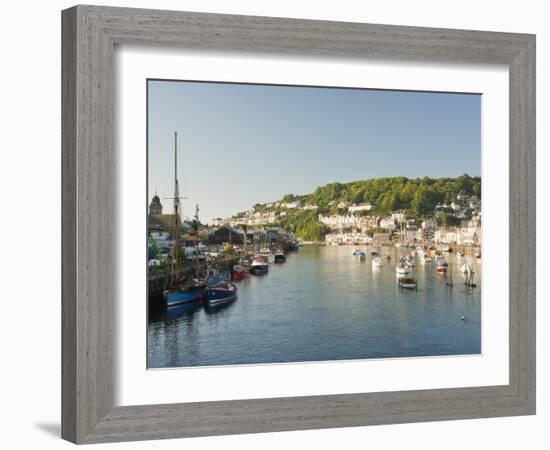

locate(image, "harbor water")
[[148, 245, 481, 368]]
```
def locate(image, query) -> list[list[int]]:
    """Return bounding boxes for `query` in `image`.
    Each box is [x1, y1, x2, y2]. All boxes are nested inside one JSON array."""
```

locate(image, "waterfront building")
[[206, 226, 244, 245], [404, 225, 418, 241], [373, 232, 392, 244], [435, 228, 459, 244], [211, 217, 225, 226], [380, 217, 396, 230], [419, 218, 437, 240], [391, 212, 406, 222], [325, 231, 370, 245]]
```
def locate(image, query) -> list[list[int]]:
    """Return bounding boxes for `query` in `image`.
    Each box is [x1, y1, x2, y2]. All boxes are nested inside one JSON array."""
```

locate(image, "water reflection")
[[148, 245, 481, 368]]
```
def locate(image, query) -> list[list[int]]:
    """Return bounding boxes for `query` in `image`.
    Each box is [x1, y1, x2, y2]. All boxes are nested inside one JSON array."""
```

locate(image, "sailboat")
[[164, 132, 204, 307]]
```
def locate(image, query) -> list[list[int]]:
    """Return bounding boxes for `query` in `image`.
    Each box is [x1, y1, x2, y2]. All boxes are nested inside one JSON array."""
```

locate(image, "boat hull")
[[232, 270, 248, 281], [249, 264, 268, 275], [204, 286, 238, 305], [164, 287, 203, 307], [274, 254, 286, 263]]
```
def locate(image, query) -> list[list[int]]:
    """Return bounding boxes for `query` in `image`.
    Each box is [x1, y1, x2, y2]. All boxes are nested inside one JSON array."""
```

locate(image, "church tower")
[[149, 190, 163, 215]]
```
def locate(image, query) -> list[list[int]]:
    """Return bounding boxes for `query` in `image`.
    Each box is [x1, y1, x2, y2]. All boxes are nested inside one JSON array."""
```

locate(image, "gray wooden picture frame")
[[62, 5, 536, 444]]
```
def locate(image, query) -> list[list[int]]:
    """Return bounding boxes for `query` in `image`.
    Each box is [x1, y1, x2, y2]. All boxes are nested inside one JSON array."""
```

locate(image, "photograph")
[[146, 79, 482, 369]]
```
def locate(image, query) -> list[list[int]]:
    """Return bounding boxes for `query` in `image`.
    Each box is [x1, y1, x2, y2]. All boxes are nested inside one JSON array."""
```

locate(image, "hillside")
[[279, 174, 479, 215], [239, 174, 481, 241]]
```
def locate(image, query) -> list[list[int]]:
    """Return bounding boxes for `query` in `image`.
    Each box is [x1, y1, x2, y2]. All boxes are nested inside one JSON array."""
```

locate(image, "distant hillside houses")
[[210, 217, 225, 226], [435, 216, 481, 245], [319, 214, 380, 231], [280, 200, 302, 209], [348, 203, 372, 213], [379, 217, 396, 230], [435, 193, 481, 220]]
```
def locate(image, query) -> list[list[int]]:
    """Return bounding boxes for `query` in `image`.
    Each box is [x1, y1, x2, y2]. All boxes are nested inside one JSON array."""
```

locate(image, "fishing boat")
[[231, 264, 248, 281], [274, 252, 286, 263], [203, 283, 238, 306], [163, 131, 204, 307], [259, 248, 275, 263], [398, 277, 417, 290], [395, 264, 409, 275], [356, 251, 366, 261], [164, 282, 204, 307], [249, 256, 269, 275], [372, 257, 384, 268]]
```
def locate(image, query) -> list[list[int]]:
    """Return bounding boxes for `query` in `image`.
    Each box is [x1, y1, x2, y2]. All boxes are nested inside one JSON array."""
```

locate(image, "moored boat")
[[232, 264, 248, 281], [162, 131, 204, 307], [249, 256, 269, 275], [372, 257, 384, 268], [398, 277, 417, 290], [405, 256, 415, 267], [395, 263, 409, 275], [164, 283, 204, 307], [204, 283, 238, 306], [274, 252, 286, 263], [356, 251, 366, 261], [259, 248, 275, 263], [436, 265, 447, 274], [420, 255, 432, 263]]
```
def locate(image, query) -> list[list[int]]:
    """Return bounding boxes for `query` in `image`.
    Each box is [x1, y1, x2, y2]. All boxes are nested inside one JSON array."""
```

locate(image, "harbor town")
[[146, 81, 482, 368], [148, 155, 482, 312]]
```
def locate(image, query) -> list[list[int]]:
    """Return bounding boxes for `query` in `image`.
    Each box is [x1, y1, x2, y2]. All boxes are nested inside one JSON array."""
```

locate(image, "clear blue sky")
[[148, 80, 480, 223]]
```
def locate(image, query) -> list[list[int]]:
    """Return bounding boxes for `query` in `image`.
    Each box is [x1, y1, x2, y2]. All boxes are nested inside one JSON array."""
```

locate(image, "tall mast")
[[194, 204, 200, 279], [173, 131, 180, 282]]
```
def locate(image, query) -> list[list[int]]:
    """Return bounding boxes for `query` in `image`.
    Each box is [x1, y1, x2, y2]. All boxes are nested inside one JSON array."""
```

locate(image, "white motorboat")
[[372, 257, 384, 268], [395, 264, 410, 275]]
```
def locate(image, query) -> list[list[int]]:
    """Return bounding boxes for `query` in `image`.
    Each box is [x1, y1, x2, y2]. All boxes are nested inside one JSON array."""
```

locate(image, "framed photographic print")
[[62, 5, 536, 444]]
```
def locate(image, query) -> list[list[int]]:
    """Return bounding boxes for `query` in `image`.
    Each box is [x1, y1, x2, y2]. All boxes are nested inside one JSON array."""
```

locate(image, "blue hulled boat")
[[164, 284, 204, 307], [204, 284, 238, 306]]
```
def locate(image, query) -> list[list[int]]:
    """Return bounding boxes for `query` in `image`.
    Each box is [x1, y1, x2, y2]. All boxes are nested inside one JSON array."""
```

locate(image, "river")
[[148, 245, 481, 368]]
